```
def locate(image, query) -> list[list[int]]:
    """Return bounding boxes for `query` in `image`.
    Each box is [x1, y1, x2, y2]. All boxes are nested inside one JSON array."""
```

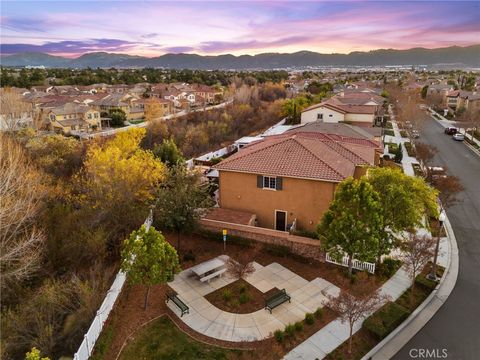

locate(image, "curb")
[[360, 215, 459, 360]]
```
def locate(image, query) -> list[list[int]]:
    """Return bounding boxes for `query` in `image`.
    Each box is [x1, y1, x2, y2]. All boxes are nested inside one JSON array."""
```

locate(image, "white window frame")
[[263, 176, 277, 190], [317, 113, 323, 120]]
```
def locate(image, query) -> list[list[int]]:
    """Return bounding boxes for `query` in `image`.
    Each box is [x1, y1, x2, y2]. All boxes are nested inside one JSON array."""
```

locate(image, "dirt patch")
[[205, 279, 279, 314]]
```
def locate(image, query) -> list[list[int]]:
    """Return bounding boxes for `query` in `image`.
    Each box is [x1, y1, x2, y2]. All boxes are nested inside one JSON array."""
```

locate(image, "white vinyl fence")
[[73, 212, 153, 360], [325, 253, 376, 274]]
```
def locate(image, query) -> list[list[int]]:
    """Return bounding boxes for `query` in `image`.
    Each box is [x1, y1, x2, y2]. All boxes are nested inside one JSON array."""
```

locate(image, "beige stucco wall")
[[301, 106, 345, 124], [218, 171, 337, 232], [344, 113, 374, 123]]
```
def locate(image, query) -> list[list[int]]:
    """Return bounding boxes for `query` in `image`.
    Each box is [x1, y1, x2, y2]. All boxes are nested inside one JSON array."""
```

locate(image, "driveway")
[[393, 116, 480, 360]]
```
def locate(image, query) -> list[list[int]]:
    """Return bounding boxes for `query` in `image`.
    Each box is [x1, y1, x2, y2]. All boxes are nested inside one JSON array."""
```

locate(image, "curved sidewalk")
[[167, 258, 340, 342], [361, 215, 459, 359]]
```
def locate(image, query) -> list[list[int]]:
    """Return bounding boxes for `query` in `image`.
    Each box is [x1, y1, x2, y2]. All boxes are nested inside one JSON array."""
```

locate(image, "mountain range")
[[1, 45, 479, 69]]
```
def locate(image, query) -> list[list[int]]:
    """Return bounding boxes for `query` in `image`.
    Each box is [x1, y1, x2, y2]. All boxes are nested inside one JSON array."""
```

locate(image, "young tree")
[[0, 135, 46, 294], [415, 142, 437, 172], [318, 178, 383, 275], [153, 138, 185, 167], [400, 233, 436, 302], [432, 175, 464, 210], [226, 247, 258, 280], [394, 143, 403, 163], [367, 167, 439, 263], [154, 164, 213, 251], [121, 225, 180, 309], [325, 273, 388, 354]]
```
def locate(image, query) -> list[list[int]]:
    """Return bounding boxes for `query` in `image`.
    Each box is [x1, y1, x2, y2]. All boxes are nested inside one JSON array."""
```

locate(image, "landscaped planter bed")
[[205, 279, 279, 314]]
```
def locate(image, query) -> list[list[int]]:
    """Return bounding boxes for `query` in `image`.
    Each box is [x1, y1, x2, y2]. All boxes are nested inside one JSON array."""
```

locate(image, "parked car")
[[453, 133, 465, 141], [412, 130, 420, 138], [444, 127, 458, 135]]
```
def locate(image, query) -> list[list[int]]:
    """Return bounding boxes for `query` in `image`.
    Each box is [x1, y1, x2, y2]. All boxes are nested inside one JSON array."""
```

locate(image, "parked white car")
[[453, 133, 465, 141]]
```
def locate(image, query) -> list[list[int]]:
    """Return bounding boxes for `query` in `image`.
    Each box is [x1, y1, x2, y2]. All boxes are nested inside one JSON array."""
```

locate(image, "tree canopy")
[[121, 225, 180, 308], [154, 164, 213, 250], [318, 177, 384, 274]]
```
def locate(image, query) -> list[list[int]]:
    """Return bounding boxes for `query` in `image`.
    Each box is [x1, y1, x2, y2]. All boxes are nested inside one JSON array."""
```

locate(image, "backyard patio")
[[166, 255, 340, 342]]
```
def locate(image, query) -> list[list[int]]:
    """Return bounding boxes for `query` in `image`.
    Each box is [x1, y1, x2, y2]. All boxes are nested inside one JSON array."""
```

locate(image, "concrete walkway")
[[284, 234, 450, 360], [167, 256, 340, 342]]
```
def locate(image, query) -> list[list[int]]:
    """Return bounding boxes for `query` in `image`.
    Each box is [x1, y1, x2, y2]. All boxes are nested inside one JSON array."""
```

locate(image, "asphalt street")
[[394, 116, 480, 360]]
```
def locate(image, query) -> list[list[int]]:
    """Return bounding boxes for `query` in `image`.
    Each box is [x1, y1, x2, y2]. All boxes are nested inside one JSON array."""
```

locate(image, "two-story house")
[[47, 103, 101, 134], [214, 132, 382, 232]]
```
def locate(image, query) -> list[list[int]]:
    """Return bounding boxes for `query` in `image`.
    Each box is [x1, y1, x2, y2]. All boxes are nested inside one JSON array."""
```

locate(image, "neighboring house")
[[445, 90, 459, 109], [91, 94, 131, 115], [192, 84, 223, 104], [47, 103, 101, 134], [214, 132, 381, 232], [301, 101, 378, 126]]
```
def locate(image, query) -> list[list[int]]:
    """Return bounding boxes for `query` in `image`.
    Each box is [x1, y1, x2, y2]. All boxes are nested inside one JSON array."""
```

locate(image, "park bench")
[[199, 267, 227, 283], [265, 288, 291, 314], [166, 292, 189, 317]]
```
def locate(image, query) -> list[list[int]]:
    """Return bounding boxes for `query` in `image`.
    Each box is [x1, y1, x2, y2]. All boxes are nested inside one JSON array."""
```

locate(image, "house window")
[[263, 176, 276, 189], [329, 114, 333, 117], [257, 175, 283, 190], [317, 113, 323, 120]]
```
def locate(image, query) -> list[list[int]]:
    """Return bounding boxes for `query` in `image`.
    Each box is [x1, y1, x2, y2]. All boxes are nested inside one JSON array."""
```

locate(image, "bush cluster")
[[363, 301, 410, 340]]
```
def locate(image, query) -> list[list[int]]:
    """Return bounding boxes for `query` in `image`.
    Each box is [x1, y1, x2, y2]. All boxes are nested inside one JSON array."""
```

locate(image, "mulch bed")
[[326, 328, 378, 360], [205, 279, 279, 314]]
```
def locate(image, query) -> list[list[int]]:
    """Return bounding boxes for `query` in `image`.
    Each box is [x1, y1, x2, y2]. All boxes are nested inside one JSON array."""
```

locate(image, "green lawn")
[[119, 316, 245, 360]]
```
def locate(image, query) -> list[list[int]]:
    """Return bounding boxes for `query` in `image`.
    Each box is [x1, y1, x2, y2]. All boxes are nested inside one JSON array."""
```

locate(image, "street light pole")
[[428, 209, 446, 281]]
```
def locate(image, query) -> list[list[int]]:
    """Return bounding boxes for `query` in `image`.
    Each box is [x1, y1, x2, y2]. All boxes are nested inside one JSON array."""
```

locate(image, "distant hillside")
[[1, 45, 479, 69]]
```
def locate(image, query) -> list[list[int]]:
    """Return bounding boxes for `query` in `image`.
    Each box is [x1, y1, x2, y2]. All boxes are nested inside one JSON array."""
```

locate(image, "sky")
[[1, 1, 479, 58]]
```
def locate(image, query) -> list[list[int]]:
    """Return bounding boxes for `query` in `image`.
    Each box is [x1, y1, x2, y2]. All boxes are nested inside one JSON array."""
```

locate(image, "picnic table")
[[191, 258, 226, 283]]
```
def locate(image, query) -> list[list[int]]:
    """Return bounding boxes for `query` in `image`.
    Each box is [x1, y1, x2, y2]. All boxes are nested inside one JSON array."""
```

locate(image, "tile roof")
[[215, 132, 380, 182]]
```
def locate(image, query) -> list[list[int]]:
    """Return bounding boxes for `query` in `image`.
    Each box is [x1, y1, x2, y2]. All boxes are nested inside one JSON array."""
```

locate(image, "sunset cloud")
[[1, 1, 479, 57]]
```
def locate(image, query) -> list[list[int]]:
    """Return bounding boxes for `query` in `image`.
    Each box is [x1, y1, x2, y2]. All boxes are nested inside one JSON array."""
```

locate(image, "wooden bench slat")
[[265, 288, 291, 313]]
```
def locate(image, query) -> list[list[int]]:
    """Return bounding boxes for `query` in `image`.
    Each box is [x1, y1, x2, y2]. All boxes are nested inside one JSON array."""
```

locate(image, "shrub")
[[230, 299, 240, 308], [384, 129, 395, 137], [378, 258, 402, 278], [284, 324, 296, 338], [305, 312, 315, 325], [239, 292, 251, 304], [314, 307, 323, 319], [400, 130, 408, 138], [415, 274, 438, 291], [394, 143, 403, 163], [363, 301, 410, 340], [294, 321, 304, 332], [238, 283, 247, 294], [182, 250, 195, 262], [274, 330, 285, 343], [222, 289, 232, 302], [292, 229, 318, 239]]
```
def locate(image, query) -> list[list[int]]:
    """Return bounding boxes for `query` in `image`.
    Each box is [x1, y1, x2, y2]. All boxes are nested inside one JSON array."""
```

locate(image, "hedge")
[[363, 301, 410, 340], [415, 274, 438, 291], [383, 129, 395, 137]]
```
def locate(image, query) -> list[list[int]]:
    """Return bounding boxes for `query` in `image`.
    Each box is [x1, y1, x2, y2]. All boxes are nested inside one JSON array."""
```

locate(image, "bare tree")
[[415, 142, 437, 176], [0, 134, 46, 292], [432, 175, 464, 210], [0, 89, 34, 131], [325, 273, 388, 354], [400, 233, 436, 303], [226, 249, 257, 280]]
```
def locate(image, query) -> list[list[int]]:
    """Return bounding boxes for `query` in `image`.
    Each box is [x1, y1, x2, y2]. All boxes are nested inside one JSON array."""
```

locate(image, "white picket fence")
[[325, 253, 376, 274], [73, 212, 153, 360]]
